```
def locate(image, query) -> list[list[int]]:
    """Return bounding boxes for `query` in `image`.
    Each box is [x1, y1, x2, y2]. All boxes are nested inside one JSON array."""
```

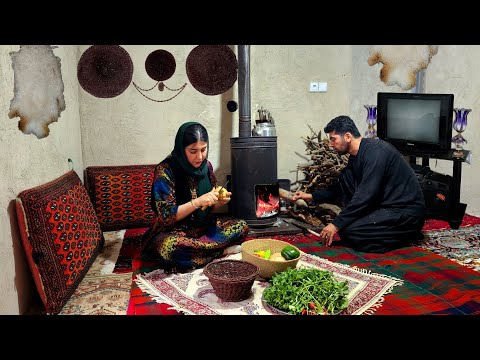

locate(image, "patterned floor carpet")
[[61, 214, 480, 315], [59, 273, 132, 315], [60, 231, 133, 315], [418, 224, 480, 272]]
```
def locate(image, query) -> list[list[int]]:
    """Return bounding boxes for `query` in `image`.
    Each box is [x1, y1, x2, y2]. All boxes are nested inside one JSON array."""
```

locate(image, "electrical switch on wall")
[[309, 82, 319, 92], [309, 82, 328, 92], [318, 82, 328, 92]]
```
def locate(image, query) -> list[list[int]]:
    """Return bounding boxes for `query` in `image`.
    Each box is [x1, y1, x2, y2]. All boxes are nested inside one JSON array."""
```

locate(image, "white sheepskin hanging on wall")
[[8, 45, 66, 139], [367, 45, 439, 91]]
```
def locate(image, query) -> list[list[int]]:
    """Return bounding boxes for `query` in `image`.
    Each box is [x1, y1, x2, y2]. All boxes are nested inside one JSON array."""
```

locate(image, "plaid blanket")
[[127, 214, 480, 315]]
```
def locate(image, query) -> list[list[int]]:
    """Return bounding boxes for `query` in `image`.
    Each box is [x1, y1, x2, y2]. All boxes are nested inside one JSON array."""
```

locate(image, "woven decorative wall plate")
[[77, 45, 133, 98], [186, 45, 238, 96], [145, 49, 176, 81]]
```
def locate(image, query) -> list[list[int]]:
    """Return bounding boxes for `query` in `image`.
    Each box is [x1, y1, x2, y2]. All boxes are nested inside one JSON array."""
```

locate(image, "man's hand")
[[291, 191, 313, 202], [319, 223, 339, 246]]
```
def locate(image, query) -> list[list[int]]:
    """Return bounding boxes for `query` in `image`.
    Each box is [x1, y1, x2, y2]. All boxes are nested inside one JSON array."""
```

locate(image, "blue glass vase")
[[452, 108, 471, 158], [364, 104, 377, 138]]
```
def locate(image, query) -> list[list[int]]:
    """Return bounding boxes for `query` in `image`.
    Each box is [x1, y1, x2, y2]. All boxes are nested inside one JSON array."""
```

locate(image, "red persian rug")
[[113, 228, 148, 274], [116, 214, 480, 275], [422, 213, 480, 231]]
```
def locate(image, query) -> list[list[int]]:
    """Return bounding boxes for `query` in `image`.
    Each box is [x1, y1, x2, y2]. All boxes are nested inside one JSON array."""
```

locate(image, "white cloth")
[[135, 252, 403, 315]]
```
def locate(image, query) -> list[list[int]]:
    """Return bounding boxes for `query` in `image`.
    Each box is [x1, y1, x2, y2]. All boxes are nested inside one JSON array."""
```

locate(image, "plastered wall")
[[0, 45, 83, 314], [1, 44, 479, 314]]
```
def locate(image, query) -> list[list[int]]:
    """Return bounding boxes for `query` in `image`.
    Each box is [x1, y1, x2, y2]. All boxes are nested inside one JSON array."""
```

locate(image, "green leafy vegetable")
[[263, 267, 349, 315]]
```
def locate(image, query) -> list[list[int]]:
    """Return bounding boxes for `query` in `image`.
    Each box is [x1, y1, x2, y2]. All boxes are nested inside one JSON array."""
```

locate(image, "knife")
[[217, 179, 230, 194], [283, 217, 324, 236]]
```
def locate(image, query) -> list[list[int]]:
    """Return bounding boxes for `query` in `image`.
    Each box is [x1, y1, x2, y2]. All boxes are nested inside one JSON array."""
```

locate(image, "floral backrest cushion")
[[16, 170, 104, 314], [83, 165, 157, 232]]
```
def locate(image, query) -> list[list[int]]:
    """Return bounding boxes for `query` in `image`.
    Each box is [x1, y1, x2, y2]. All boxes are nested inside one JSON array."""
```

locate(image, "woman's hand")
[[291, 190, 313, 202], [196, 190, 219, 210], [195, 186, 232, 211], [213, 187, 232, 208]]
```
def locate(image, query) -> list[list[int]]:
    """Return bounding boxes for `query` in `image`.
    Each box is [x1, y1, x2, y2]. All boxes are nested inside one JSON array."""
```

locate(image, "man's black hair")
[[324, 115, 361, 138]]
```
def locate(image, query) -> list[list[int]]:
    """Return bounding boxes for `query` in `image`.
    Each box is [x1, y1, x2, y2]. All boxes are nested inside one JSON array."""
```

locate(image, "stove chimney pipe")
[[237, 45, 251, 138]]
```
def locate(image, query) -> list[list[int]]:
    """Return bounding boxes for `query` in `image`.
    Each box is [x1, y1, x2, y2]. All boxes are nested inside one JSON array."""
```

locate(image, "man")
[[292, 115, 426, 253]]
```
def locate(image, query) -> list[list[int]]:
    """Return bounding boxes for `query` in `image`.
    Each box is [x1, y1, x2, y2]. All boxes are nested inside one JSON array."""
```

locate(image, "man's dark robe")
[[312, 138, 426, 253]]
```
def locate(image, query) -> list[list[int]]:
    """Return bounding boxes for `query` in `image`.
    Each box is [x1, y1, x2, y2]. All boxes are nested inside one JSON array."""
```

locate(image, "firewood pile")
[[287, 125, 349, 228]]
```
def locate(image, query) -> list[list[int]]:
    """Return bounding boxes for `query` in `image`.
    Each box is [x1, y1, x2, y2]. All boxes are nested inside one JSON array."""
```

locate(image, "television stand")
[[408, 150, 469, 229]]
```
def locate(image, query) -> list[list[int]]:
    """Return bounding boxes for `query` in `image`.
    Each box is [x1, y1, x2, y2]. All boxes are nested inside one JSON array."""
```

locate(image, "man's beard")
[[336, 139, 349, 155]]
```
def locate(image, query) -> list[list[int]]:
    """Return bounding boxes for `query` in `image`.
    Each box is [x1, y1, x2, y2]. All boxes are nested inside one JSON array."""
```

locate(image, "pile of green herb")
[[263, 267, 349, 315]]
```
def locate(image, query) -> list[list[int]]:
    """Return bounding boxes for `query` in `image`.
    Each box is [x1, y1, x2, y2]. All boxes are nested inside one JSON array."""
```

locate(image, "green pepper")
[[281, 245, 300, 260]]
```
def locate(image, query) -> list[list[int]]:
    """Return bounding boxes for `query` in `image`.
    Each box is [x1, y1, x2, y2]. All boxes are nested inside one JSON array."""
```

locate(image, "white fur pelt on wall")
[[8, 45, 66, 139], [367, 45, 439, 91]]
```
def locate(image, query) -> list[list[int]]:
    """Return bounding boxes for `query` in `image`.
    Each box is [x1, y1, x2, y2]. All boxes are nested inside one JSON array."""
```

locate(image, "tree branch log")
[[288, 126, 349, 227]]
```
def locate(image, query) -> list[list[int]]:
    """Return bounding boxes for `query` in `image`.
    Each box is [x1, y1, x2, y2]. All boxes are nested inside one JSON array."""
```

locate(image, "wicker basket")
[[203, 259, 259, 302]]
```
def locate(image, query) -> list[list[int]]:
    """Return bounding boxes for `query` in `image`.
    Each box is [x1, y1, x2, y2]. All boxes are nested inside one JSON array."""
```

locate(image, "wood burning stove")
[[230, 136, 279, 226], [230, 46, 280, 227], [229, 45, 302, 236]]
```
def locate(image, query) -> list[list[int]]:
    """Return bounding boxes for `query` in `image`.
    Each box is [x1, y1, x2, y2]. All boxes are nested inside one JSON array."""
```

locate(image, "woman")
[[142, 121, 249, 272]]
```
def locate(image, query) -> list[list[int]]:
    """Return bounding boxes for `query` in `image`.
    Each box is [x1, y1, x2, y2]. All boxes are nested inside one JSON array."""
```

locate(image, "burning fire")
[[256, 193, 279, 218]]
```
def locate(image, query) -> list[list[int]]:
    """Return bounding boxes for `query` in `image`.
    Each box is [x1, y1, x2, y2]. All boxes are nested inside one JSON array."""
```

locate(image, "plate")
[[261, 298, 292, 315], [261, 297, 344, 315]]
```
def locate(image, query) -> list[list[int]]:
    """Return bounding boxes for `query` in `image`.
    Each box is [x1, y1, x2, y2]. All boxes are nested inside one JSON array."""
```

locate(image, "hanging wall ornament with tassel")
[[133, 49, 187, 102]]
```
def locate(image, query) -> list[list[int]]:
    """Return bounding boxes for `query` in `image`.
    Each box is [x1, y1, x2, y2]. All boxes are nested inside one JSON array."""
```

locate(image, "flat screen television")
[[376, 92, 454, 156]]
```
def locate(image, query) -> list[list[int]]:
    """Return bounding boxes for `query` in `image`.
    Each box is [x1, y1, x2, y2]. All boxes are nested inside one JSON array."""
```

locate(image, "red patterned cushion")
[[84, 165, 157, 232], [16, 170, 104, 314]]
